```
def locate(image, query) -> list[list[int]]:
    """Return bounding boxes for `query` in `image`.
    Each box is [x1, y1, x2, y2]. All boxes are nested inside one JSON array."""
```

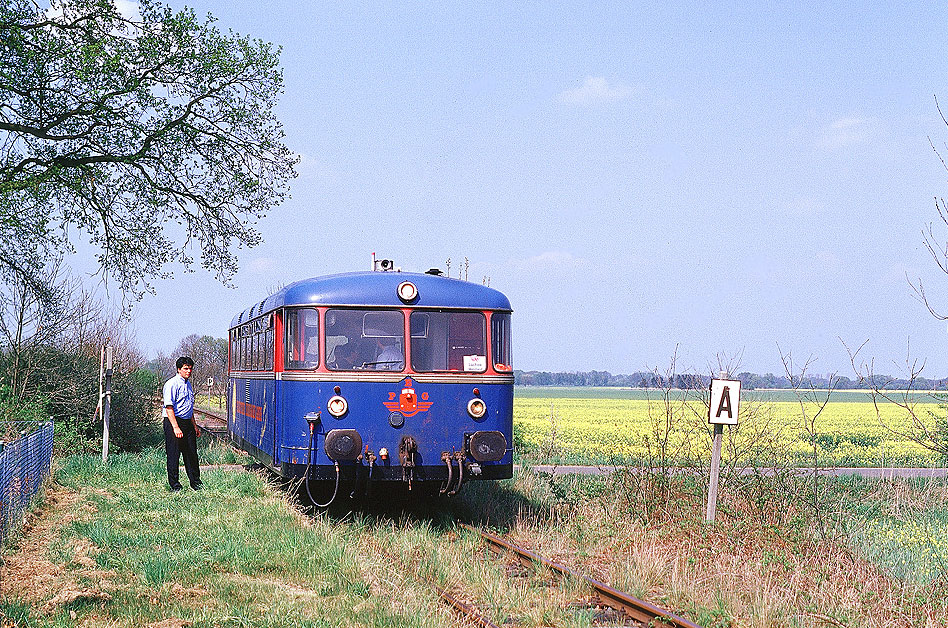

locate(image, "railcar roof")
[[231, 271, 512, 327]]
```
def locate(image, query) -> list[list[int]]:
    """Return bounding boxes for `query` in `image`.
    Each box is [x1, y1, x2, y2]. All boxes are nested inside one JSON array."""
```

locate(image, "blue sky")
[[108, 0, 948, 378]]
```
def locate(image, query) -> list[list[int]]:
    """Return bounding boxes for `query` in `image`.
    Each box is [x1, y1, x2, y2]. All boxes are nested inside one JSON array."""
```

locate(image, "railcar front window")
[[410, 311, 486, 372], [326, 309, 404, 371], [285, 308, 319, 369], [491, 312, 512, 372]]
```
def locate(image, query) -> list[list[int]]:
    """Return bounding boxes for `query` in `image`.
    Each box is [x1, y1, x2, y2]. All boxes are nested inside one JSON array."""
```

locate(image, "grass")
[[508, 386, 948, 625], [2, 450, 948, 627], [3, 448, 462, 628], [847, 479, 948, 585], [5, 448, 664, 628], [503, 469, 948, 627], [5, 386, 948, 627]]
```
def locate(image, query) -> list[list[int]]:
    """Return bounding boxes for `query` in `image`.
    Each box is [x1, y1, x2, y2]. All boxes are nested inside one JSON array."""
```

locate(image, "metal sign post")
[[706, 377, 741, 522], [101, 345, 113, 463]]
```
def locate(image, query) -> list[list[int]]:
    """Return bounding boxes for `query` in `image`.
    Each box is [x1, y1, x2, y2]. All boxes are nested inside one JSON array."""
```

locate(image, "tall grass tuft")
[[140, 554, 174, 586]]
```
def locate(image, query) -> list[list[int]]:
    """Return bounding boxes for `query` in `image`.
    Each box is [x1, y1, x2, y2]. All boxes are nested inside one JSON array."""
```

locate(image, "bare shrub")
[[0, 262, 157, 452], [610, 348, 705, 523]]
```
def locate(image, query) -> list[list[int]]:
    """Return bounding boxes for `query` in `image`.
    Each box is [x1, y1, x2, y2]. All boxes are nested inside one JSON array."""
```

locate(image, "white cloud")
[[880, 263, 914, 286], [247, 257, 276, 274], [818, 117, 880, 150], [295, 152, 333, 179], [558, 76, 632, 105]]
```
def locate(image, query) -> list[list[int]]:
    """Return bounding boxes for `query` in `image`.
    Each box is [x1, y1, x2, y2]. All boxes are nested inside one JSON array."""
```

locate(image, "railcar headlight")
[[327, 395, 348, 417], [397, 281, 418, 302], [467, 398, 487, 419]]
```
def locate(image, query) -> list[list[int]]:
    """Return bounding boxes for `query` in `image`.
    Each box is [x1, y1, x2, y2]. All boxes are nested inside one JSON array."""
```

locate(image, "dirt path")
[[0, 484, 115, 613]]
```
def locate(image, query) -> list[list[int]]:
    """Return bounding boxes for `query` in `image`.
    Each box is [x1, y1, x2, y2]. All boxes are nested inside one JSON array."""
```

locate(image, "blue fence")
[[0, 420, 54, 546]]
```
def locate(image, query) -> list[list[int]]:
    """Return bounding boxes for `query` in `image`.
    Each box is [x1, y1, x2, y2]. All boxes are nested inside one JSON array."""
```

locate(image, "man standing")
[[163, 356, 202, 491]]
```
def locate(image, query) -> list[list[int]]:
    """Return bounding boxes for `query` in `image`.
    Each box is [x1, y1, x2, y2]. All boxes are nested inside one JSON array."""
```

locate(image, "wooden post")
[[706, 373, 739, 523], [101, 345, 112, 463], [97, 346, 104, 457], [705, 423, 724, 522]]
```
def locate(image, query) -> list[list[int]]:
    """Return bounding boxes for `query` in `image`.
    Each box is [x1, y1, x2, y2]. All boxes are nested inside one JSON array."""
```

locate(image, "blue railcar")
[[227, 266, 513, 503]]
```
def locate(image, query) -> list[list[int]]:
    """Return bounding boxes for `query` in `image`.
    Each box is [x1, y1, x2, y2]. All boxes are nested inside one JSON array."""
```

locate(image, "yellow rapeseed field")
[[514, 395, 945, 466]]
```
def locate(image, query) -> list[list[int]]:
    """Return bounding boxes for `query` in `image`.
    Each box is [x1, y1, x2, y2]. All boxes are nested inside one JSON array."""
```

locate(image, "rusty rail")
[[430, 581, 503, 628], [461, 523, 702, 628], [193, 407, 228, 437], [193, 407, 226, 422]]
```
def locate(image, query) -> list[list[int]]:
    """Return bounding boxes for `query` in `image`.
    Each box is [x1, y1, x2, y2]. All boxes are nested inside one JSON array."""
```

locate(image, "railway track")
[[435, 524, 702, 628], [193, 407, 228, 438], [431, 581, 503, 628]]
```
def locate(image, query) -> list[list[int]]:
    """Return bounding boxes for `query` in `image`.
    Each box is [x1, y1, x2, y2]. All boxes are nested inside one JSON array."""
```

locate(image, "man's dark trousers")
[[163, 416, 201, 490]]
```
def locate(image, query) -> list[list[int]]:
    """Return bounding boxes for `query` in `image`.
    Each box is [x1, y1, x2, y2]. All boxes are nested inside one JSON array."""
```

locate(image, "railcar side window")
[[264, 327, 274, 370], [326, 309, 404, 371], [285, 308, 319, 369], [410, 311, 486, 372], [231, 314, 275, 371], [491, 312, 512, 372]]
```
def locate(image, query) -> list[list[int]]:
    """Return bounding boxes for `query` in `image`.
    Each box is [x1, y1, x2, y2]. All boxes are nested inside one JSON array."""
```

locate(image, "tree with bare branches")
[[779, 348, 840, 540], [0, 260, 158, 451], [846, 340, 948, 463], [911, 97, 948, 318], [170, 333, 227, 401], [876, 96, 948, 461]]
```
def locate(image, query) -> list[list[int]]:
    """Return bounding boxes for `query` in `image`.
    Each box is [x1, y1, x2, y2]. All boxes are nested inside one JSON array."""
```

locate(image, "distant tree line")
[[514, 370, 948, 390], [514, 370, 706, 388]]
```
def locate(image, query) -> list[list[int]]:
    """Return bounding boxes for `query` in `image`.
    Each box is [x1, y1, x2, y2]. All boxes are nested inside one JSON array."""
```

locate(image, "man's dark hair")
[[176, 356, 195, 370]]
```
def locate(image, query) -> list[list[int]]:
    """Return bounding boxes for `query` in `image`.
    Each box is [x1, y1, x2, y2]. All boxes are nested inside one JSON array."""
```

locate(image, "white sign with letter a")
[[709, 378, 741, 425]]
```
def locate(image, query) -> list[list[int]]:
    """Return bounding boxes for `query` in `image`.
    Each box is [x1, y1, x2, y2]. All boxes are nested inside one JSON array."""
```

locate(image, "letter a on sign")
[[709, 378, 741, 425]]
